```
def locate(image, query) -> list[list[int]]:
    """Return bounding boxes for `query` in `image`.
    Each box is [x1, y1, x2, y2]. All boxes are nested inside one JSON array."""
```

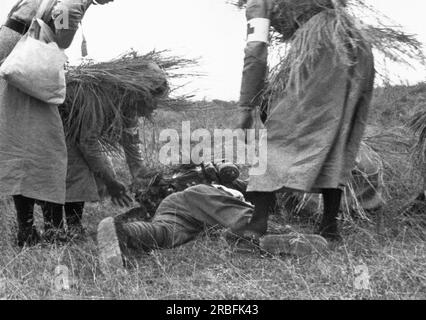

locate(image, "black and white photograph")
[[0, 0, 424, 303]]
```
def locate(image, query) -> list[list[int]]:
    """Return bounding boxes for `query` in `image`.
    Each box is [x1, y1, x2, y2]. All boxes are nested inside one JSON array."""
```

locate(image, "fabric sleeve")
[[239, 0, 273, 109], [7, 0, 39, 24], [51, 0, 92, 49], [76, 114, 117, 186], [120, 116, 149, 186]]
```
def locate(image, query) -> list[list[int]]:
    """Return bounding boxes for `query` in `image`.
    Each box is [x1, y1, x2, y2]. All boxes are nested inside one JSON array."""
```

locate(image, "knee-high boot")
[[13, 196, 40, 247], [318, 189, 343, 241]]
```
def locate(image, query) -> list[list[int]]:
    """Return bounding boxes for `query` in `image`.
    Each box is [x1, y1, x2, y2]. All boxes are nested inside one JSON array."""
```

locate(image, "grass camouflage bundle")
[[232, 0, 425, 110], [409, 110, 426, 165], [61, 50, 196, 152]]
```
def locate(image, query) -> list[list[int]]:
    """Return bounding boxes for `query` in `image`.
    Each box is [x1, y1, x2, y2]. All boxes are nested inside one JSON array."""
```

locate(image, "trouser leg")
[[182, 185, 255, 232], [41, 202, 64, 231], [65, 202, 85, 228], [116, 220, 195, 252], [64, 202, 86, 239], [13, 195, 40, 247], [319, 188, 343, 241]]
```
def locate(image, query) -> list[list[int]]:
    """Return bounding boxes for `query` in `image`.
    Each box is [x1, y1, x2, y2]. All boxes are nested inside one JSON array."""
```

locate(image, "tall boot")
[[14, 196, 40, 247], [318, 189, 343, 241], [97, 217, 166, 275], [236, 192, 276, 238]]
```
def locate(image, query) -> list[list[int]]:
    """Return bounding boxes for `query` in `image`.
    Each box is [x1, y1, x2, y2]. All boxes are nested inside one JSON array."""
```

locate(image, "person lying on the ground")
[[130, 149, 386, 238], [134, 161, 243, 216], [97, 183, 328, 274]]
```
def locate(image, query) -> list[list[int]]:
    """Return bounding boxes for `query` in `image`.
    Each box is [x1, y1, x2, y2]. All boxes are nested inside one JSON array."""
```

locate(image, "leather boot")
[[14, 196, 40, 247], [97, 217, 165, 275], [318, 189, 343, 241]]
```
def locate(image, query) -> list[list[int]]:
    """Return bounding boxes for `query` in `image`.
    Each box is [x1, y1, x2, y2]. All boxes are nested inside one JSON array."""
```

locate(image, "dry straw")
[[409, 110, 426, 165], [61, 50, 197, 153], [232, 0, 425, 108]]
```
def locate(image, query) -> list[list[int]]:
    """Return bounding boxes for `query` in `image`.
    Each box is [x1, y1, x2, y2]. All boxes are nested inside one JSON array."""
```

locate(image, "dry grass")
[[0, 85, 425, 300], [0, 204, 424, 299]]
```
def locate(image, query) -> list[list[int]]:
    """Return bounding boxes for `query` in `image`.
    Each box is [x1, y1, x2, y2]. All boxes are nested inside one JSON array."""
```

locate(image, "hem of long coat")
[[65, 189, 105, 203], [2, 190, 66, 205], [65, 197, 100, 203]]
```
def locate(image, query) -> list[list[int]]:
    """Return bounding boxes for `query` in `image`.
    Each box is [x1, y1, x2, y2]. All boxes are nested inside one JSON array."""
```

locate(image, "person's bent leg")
[[181, 185, 266, 239], [318, 188, 343, 241], [116, 221, 172, 252], [97, 212, 197, 274], [13, 195, 40, 247]]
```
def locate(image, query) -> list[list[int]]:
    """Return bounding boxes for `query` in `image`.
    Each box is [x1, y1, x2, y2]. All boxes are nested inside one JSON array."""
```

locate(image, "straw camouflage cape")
[[61, 50, 195, 150], [408, 109, 426, 204], [59, 51, 194, 201], [234, 0, 424, 194]]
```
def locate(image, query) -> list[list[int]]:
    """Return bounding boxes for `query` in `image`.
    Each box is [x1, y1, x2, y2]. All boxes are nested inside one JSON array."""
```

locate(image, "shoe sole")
[[97, 217, 125, 275], [260, 234, 329, 257]]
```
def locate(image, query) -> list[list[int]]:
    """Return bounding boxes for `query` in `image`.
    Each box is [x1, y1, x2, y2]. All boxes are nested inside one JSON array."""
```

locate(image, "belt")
[[3, 18, 30, 35]]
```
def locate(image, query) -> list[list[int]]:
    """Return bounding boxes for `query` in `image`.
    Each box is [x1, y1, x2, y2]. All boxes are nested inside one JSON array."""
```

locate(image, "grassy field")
[[0, 84, 425, 300]]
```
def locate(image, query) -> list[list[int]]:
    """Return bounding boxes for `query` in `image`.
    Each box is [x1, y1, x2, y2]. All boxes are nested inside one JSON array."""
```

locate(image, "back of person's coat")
[[240, 0, 375, 194], [0, 0, 91, 204]]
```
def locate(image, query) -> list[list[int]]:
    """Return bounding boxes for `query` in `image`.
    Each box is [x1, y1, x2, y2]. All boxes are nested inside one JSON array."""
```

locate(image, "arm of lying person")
[[51, 0, 92, 49], [77, 130, 133, 207], [120, 117, 151, 194], [237, 0, 272, 128]]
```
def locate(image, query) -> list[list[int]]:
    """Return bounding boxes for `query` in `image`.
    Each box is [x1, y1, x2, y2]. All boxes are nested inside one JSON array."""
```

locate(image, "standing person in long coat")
[[41, 63, 168, 242], [0, 0, 116, 247], [235, 0, 375, 241]]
